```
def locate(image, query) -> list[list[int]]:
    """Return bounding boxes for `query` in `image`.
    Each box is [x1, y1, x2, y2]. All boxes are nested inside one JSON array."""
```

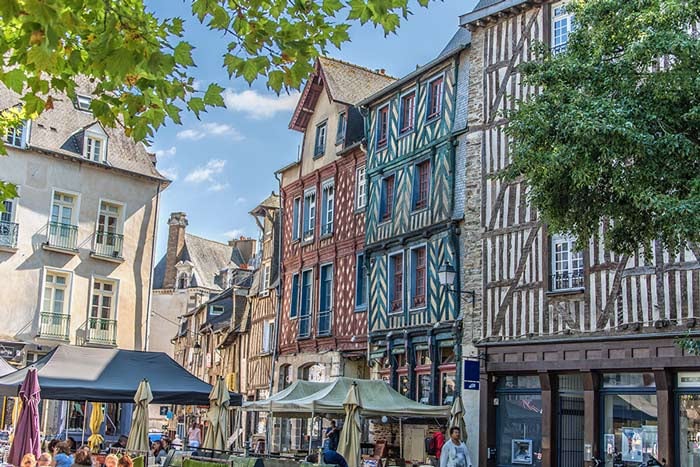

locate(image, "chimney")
[[163, 212, 188, 289], [228, 237, 256, 265]]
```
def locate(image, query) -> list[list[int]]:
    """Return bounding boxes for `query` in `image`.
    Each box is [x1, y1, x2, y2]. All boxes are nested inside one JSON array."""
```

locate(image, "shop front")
[[478, 335, 700, 467]]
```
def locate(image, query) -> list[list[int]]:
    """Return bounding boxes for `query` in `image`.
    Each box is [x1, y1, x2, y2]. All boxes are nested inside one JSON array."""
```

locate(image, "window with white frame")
[[298, 269, 313, 337], [42, 270, 71, 315], [76, 95, 93, 111], [95, 201, 123, 256], [290, 273, 299, 318], [210, 305, 225, 316], [292, 197, 301, 241], [262, 264, 271, 291], [314, 121, 327, 157], [551, 1, 574, 54], [262, 319, 274, 353], [90, 278, 116, 322], [321, 180, 334, 236], [51, 191, 77, 226], [336, 111, 347, 143], [85, 135, 105, 162], [318, 264, 333, 336], [302, 189, 316, 241], [399, 90, 416, 133], [376, 105, 389, 147], [355, 166, 367, 210], [550, 234, 584, 291], [4, 122, 26, 148], [0, 198, 18, 248], [427, 76, 444, 120]]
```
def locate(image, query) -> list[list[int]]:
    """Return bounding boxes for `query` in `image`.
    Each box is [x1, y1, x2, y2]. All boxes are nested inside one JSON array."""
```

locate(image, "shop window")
[[440, 346, 456, 365], [415, 349, 431, 366], [399, 374, 410, 397], [557, 375, 584, 467], [678, 373, 700, 467], [602, 373, 656, 389], [496, 376, 543, 467], [441, 372, 455, 405], [417, 373, 431, 404]]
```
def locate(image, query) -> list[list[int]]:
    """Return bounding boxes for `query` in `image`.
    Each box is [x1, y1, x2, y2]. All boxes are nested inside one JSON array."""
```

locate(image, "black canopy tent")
[[0, 345, 242, 405]]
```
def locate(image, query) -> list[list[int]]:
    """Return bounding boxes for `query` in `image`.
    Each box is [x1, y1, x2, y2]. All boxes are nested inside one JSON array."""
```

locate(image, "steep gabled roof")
[[289, 57, 396, 132], [250, 193, 280, 217], [183, 234, 237, 290], [459, 0, 529, 27], [0, 82, 168, 183]]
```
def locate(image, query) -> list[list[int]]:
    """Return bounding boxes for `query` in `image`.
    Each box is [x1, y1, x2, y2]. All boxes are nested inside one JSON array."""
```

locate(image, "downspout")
[[144, 181, 162, 351]]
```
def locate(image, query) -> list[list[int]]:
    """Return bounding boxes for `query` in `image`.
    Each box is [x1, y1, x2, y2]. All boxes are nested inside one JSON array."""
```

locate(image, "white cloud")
[[159, 166, 179, 181], [223, 89, 300, 119], [224, 228, 247, 239], [208, 182, 229, 192], [185, 159, 226, 184], [176, 123, 244, 141], [234, 197, 247, 205], [154, 146, 177, 160]]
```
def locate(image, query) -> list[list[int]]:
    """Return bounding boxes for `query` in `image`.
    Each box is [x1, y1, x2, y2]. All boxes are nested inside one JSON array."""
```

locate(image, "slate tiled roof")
[[439, 28, 472, 58], [317, 57, 397, 105], [0, 82, 168, 182], [474, 0, 502, 10]]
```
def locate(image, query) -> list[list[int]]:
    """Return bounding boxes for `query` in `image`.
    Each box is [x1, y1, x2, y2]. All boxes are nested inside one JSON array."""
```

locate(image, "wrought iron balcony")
[[317, 310, 332, 337], [46, 222, 78, 251], [549, 270, 585, 292], [0, 221, 18, 249], [93, 232, 124, 259], [38, 312, 70, 341], [82, 318, 117, 346], [298, 315, 311, 339]]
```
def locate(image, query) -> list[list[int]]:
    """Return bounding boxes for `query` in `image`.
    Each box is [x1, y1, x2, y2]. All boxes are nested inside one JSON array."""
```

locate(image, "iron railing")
[[0, 221, 18, 248], [550, 270, 585, 291], [47, 222, 78, 250], [317, 310, 332, 336], [38, 312, 70, 340], [298, 314, 311, 339], [85, 318, 117, 346], [93, 232, 124, 259]]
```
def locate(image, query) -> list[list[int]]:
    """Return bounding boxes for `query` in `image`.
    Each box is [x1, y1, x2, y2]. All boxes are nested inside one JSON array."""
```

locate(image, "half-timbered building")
[[359, 36, 470, 414], [275, 57, 394, 450], [460, 1, 700, 466]]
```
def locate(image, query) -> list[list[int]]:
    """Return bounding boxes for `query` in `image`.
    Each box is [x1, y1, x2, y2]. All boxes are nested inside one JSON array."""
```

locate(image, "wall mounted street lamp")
[[192, 341, 202, 356], [438, 261, 476, 305]]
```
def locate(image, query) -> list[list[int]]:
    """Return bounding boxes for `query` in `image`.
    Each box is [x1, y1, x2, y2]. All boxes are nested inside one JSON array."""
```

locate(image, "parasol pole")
[[399, 418, 403, 460], [308, 402, 315, 456], [81, 400, 88, 445], [64, 402, 69, 440]]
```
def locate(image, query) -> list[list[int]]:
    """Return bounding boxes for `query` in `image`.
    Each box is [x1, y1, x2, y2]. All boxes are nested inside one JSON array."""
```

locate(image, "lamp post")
[[438, 261, 476, 305]]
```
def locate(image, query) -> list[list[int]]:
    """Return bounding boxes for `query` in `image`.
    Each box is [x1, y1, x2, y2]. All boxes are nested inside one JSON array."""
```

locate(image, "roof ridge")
[[184, 232, 231, 248], [319, 56, 398, 80]]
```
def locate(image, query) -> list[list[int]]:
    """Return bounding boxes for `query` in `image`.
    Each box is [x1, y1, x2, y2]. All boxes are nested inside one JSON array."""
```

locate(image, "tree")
[[504, 0, 700, 255], [0, 0, 427, 201]]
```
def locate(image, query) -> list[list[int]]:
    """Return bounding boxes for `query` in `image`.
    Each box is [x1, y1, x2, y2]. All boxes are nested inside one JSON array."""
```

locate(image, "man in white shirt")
[[439, 427, 473, 467]]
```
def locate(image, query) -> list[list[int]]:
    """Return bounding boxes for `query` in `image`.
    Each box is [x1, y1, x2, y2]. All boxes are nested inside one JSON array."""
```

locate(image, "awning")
[[0, 345, 242, 405], [0, 357, 14, 377], [243, 377, 450, 418]]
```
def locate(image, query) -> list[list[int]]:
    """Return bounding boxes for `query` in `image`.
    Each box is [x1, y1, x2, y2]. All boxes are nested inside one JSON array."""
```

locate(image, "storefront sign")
[[463, 359, 479, 390]]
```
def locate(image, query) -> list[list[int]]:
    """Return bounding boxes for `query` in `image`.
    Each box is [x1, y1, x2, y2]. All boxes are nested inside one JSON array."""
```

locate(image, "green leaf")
[[174, 41, 194, 66], [2, 69, 26, 93], [203, 83, 225, 107]]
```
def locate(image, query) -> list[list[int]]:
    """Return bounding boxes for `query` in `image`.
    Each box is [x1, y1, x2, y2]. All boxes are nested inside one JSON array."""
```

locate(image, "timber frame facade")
[[360, 43, 469, 407], [461, 1, 700, 467]]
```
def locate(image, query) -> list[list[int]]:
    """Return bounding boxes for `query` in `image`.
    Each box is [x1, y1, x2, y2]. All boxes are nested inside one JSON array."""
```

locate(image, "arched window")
[[177, 273, 188, 289]]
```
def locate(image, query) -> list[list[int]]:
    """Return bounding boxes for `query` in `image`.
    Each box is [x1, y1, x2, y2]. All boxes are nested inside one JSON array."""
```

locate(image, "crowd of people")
[[17, 444, 134, 467]]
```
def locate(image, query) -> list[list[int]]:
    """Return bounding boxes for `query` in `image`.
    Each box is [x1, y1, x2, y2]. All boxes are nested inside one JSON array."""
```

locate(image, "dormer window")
[[177, 273, 189, 290], [83, 123, 108, 163], [210, 305, 225, 316], [85, 136, 104, 161], [4, 122, 27, 149], [76, 95, 92, 112]]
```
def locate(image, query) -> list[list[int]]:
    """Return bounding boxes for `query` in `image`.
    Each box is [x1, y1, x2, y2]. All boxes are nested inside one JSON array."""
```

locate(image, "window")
[[399, 91, 415, 133], [550, 234, 584, 291], [4, 122, 25, 148], [441, 372, 455, 405], [355, 253, 367, 310], [89, 278, 117, 344], [210, 305, 225, 316], [299, 269, 313, 337], [95, 201, 122, 258], [76, 94, 92, 111], [262, 320, 274, 353], [292, 197, 301, 241], [290, 273, 299, 318], [51, 191, 77, 226], [376, 105, 388, 147], [262, 264, 271, 291], [355, 166, 367, 210], [49, 191, 78, 250], [388, 252, 404, 313], [496, 376, 543, 467], [303, 189, 316, 241], [410, 246, 427, 309], [314, 122, 327, 157], [551, 1, 574, 54], [318, 264, 333, 336], [321, 181, 334, 236], [177, 273, 189, 290], [427, 76, 444, 120], [336, 111, 346, 143], [0, 198, 18, 248], [42, 270, 71, 315], [417, 373, 431, 404], [380, 175, 395, 221], [85, 136, 104, 162], [412, 160, 430, 210]]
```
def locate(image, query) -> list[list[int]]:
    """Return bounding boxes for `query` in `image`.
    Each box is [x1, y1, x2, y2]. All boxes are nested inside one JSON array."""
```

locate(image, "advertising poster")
[[621, 428, 643, 462]]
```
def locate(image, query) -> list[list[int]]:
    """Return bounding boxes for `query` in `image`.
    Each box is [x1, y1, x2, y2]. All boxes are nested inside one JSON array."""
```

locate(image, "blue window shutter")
[[290, 273, 299, 318]]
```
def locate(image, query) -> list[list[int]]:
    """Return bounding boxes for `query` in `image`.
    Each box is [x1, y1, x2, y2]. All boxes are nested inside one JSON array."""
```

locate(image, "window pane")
[[441, 372, 455, 405], [497, 393, 543, 467], [679, 394, 700, 467], [602, 373, 655, 389], [602, 394, 658, 467], [497, 375, 541, 390]]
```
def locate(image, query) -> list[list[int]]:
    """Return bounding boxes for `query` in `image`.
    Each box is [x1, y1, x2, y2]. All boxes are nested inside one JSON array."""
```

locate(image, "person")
[[21, 454, 37, 467], [152, 440, 167, 463], [53, 442, 74, 467], [104, 454, 119, 467], [38, 453, 52, 467], [187, 423, 201, 448], [117, 455, 133, 467], [324, 421, 340, 451], [47, 440, 60, 455], [171, 435, 183, 451], [432, 426, 447, 463], [321, 439, 348, 467], [66, 438, 77, 453], [439, 427, 472, 467], [70, 449, 92, 467], [111, 435, 128, 450]]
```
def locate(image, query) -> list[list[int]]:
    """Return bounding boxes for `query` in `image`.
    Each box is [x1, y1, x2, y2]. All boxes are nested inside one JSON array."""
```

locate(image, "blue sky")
[[147, 0, 478, 257]]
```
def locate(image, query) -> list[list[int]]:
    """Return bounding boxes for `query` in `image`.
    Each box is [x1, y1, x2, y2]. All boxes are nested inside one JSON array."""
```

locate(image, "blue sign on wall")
[[463, 359, 480, 391]]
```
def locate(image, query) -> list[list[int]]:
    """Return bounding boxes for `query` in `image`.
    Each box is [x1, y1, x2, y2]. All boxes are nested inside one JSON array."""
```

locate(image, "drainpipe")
[[144, 182, 162, 351]]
